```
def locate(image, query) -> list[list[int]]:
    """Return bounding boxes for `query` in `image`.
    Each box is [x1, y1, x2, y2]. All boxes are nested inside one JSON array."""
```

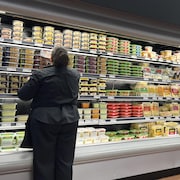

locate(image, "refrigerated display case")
[[0, 2, 180, 179]]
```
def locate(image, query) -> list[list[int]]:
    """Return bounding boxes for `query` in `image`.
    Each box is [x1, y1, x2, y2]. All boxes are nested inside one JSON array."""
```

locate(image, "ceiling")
[[82, 0, 180, 27]]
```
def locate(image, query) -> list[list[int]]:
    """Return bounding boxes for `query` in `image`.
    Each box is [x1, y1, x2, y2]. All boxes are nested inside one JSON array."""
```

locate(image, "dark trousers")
[[30, 120, 78, 180]]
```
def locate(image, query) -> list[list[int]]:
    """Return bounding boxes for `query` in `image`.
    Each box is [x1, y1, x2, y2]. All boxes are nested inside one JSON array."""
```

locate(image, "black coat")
[[18, 66, 80, 147]]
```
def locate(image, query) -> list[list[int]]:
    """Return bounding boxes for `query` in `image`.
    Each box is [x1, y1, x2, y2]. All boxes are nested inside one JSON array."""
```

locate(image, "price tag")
[[166, 60, 171, 63], [144, 78, 149, 81], [23, 68, 31, 72], [99, 74, 106, 77], [158, 59, 163, 62], [145, 57, 150, 60], [143, 97, 149, 100], [145, 117, 150, 120], [109, 75, 115, 78], [131, 55, 137, 59], [107, 52, 113, 56], [7, 67, 16, 71], [159, 116, 164, 120], [35, 43, 43, 47], [154, 116, 159, 120], [152, 58, 157, 61], [94, 95, 100, 99], [1, 123, 11, 126], [108, 96, 114, 99], [158, 97, 163, 100], [90, 50, 96, 54], [152, 97, 157, 100], [16, 122, 25, 126], [13, 40, 22, 44], [72, 48, 80, 52], [0, 38, 4, 41]]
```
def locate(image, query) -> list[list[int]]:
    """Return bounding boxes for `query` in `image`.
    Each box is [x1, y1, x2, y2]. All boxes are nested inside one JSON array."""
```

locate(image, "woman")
[[18, 47, 80, 180]]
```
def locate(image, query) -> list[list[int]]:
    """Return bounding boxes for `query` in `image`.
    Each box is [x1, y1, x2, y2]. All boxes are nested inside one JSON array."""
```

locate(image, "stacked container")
[[12, 20, 24, 41], [79, 77, 89, 95], [74, 55, 86, 73], [99, 102, 107, 120], [97, 78, 106, 96], [131, 44, 142, 57], [106, 37, 119, 54], [43, 26, 54, 45], [107, 103, 119, 118], [0, 74, 8, 93], [88, 78, 98, 96], [131, 65, 143, 77], [0, 103, 17, 122], [119, 40, 130, 55], [97, 57, 107, 75], [68, 54, 74, 68], [98, 34, 106, 53], [32, 26, 43, 44], [89, 33, 98, 52], [63, 29, 73, 49], [19, 48, 34, 68], [107, 58, 119, 75], [9, 47, 19, 67], [132, 104, 143, 117], [9, 75, 19, 94], [1, 28, 12, 39], [2, 47, 10, 66], [81, 32, 89, 51], [54, 30, 63, 47], [119, 103, 132, 118], [119, 61, 131, 76], [0, 46, 3, 65], [85, 56, 97, 74], [73, 31, 81, 50]]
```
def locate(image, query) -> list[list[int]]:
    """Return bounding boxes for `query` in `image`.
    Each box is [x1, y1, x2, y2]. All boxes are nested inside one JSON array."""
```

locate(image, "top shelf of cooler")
[[0, 38, 179, 67]]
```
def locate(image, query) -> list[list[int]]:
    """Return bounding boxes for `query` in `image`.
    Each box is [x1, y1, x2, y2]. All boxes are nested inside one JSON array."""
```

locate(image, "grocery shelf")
[[0, 122, 25, 130], [68, 51, 97, 57], [0, 136, 180, 180], [79, 119, 99, 126], [79, 95, 180, 102], [0, 69, 31, 75], [0, 38, 52, 50], [80, 73, 171, 84], [100, 54, 170, 66]]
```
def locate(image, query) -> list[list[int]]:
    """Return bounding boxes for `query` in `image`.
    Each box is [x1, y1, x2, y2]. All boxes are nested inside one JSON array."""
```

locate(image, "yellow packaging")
[[149, 125, 164, 137], [151, 102, 159, 116], [142, 102, 152, 117], [171, 103, 179, 116]]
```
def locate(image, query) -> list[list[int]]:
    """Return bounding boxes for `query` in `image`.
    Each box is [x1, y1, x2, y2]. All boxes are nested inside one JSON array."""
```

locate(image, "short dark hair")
[[51, 46, 69, 67]]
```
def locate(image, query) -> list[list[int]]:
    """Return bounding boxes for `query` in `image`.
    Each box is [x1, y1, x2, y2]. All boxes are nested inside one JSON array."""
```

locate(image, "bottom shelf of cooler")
[[0, 136, 180, 180]]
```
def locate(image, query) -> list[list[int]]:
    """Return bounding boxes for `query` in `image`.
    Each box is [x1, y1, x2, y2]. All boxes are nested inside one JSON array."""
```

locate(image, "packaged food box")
[[1, 110, 16, 117], [0, 103, 17, 110], [99, 102, 107, 108], [91, 113, 99, 119], [100, 114, 107, 119], [0, 133, 16, 146], [16, 115, 28, 122], [1, 116, 15, 122], [16, 131, 25, 146]]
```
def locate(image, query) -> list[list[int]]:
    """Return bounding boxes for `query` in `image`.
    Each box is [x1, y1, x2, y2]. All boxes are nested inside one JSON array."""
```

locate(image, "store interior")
[[0, 1, 180, 180]]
